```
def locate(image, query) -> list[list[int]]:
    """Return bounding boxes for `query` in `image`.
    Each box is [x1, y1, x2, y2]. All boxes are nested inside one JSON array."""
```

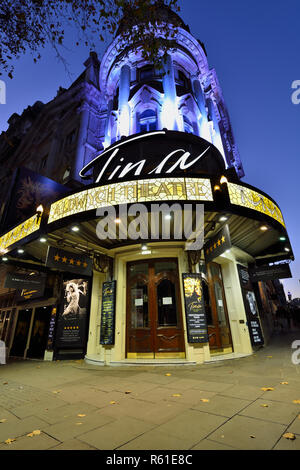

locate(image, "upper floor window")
[[66, 129, 76, 148], [139, 109, 157, 133], [139, 65, 155, 81], [177, 70, 191, 91]]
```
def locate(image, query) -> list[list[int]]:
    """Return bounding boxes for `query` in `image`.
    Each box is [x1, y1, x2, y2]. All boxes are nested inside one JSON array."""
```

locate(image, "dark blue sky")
[[0, 0, 299, 298]]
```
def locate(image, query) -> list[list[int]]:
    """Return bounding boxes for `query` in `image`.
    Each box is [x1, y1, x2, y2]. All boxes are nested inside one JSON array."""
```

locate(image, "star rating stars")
[[53, 253, 88, 269], [205, 235, 227, 256]]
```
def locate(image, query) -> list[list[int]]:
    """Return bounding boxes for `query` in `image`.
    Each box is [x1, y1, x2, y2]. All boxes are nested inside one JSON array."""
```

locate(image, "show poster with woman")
[[55, 278, 90, 349]]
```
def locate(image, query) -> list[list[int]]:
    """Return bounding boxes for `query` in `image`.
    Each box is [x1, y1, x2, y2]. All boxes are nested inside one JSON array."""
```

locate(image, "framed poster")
[[55, 277, 90, 349], [100, 281, 117, 345], [182, 273, 208, 343], [237, 265, 264, 347]]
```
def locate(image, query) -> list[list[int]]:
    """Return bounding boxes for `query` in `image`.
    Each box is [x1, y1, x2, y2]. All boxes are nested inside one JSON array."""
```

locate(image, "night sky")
[[0, 0, 299, 298]]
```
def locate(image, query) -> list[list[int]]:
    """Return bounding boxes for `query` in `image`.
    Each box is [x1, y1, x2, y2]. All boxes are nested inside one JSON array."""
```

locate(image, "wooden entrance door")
[[206, 262, 233, 351], [126, 259, 185, 358]]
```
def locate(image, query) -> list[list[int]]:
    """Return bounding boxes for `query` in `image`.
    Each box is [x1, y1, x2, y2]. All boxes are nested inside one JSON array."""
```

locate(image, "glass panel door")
[[127, 262, 153, 356], [207, 262, 233, 351], [126, 259, 185, 358], [27, 306, 52, 359], [10, 309, 32, 357]]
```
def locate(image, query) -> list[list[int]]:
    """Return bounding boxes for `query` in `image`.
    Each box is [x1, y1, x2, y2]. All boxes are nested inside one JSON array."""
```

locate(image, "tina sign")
[[79, 130, 225, 184]]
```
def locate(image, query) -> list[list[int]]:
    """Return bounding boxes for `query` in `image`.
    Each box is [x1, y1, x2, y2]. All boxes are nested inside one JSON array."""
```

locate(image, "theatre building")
[[0, 5, 294, 364]]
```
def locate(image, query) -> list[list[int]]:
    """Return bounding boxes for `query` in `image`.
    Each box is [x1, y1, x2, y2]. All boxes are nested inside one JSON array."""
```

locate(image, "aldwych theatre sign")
[[79, 131, 225, 184]]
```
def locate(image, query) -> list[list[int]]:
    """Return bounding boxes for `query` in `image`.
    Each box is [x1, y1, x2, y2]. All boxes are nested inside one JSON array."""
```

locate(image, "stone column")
[[104, 96, 113, 147], [71, 101, 90, 182], [118, 64, 131, 137], [193, 79, 211, 142], [162, 54, 179, 130], [207, 98, 225, 158]]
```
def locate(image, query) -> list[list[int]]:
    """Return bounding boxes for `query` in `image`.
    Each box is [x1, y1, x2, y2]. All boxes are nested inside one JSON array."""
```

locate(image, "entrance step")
[[205, 352, 251, 362], [110, 359, 197, 366]]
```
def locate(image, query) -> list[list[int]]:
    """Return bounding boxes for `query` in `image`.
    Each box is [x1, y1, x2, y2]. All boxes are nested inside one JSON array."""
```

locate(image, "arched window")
[[138, 109, 157, 133], [183, 116, 194, 134]]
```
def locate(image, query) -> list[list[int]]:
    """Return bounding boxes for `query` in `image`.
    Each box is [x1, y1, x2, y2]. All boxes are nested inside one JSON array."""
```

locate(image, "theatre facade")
[[0, 5, 294, 364]]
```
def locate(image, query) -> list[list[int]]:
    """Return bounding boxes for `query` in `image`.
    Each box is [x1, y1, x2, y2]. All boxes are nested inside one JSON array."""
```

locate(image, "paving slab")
[[218, 384, 267, 401], [30, 401, 101, 425], [99, 397, 188, 425], [0, 416, 49, 443], [286, 414, 300, 434], [0, 431, 59, 450], [208, 415, 286, 450], [50, 438, 97, 450], [192, 394, 251, 417], [153, 409, 228, 447], [78, 416, 155, 450], [42, 410, 115, 442], [118, 429, 192, 450], [239, 399, 300, 425], [191, 438, 238, 450], [10, 397, 68, 419], [273, 433, 300, 450]]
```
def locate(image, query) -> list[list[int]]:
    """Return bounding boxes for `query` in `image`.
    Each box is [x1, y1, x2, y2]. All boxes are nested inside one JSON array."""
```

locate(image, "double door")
[[126, 259, 185, 358]]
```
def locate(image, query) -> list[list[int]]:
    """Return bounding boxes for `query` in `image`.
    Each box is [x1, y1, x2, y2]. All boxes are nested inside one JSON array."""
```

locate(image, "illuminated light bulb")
[[260, 225, 268, 231], [220, 175, 228, 184], [214, 185, 221, 191], [71, 226, 80, 232]]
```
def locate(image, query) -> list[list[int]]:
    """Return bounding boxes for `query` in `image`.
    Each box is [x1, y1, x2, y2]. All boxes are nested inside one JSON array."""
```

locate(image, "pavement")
[[0, 330, 300, 451]]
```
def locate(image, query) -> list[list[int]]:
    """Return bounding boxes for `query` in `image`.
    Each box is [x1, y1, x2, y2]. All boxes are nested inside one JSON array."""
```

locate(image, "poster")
[[182, 273, 208, 343], [237, 265, 264, 346], [55, 278, 90, 349], [1, 167, 69, 232], [100, 281, 116, 345]]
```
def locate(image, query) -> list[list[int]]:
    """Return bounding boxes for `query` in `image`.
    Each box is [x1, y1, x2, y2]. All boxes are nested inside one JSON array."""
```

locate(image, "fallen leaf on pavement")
[[27, 430, 41, 438], [267, 356, 272, 358], [77, 414, 86, 417], [250, 435, 256, 439], [280, 382, 289, 385], [200, 398, 210, 403], [125, 391, 132, 394], [5, 438, 15, 445], [3, 382, 8, 385], [261, 404, 269, 408], [75, 423, 83, 425], [165, 373, 172, 376], [0, 419, 7, 423], [261, 387, 274, 391], [52, 390, 62, 394], [283, 433, 296, 440], [172, 394, 181, 397], [293, 400, 300, 404], [110, 401, 117, 405]]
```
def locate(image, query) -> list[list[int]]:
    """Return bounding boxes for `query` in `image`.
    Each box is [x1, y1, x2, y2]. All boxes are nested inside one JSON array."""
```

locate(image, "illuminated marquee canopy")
[[48, 177, 213, 224]]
